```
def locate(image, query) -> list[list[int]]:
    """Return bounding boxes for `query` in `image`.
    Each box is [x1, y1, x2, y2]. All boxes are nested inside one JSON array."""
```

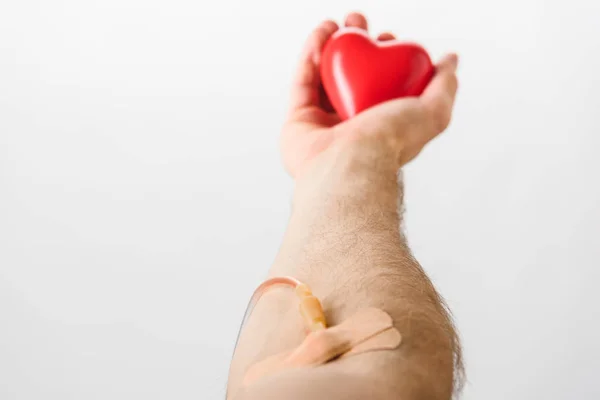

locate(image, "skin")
[[227, 12, 463, 400]]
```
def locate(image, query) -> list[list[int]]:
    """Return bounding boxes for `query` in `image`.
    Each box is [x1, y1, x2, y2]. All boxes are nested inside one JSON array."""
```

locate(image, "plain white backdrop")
[[1, 0, 599, 399]]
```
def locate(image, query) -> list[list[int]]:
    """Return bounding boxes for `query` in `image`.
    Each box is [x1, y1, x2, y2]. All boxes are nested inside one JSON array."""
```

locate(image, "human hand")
[[280, 12, 459, 179]]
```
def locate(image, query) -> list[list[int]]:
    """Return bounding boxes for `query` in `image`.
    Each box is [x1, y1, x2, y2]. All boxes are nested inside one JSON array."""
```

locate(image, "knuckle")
[[429, 97, 452, 132]]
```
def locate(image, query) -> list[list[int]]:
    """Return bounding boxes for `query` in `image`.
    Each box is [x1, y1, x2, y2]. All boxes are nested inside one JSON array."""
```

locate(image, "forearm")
[[228, 138, 462, 399]]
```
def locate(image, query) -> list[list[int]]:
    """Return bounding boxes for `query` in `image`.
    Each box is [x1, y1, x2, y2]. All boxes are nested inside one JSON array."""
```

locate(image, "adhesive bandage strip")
[[243, 307, 402, 386]]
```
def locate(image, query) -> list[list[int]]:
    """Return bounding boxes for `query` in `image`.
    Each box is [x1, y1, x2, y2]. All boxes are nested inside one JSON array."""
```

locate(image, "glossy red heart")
[[320, 28, 434, 120]]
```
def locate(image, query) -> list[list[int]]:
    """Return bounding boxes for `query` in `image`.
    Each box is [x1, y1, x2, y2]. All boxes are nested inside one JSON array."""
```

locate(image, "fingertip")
[[437, 53, 459, 72], [377, 32, 396, 41], [321, 19, 340, 35], [344, 12, 368, 30]]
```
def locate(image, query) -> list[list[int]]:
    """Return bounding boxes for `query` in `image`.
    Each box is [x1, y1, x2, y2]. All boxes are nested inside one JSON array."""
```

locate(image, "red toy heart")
[[320, 28, 434, 121]]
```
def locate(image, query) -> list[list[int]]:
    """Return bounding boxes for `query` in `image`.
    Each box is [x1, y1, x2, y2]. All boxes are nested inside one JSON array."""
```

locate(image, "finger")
[[377, 32, 396, 41], [420, 53, 459, 134], [344, 12, 368, 30], [289, 20, 339, 115]]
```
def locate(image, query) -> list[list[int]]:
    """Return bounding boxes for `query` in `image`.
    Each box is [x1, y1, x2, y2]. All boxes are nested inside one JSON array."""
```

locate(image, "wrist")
[[293, 135, 402, 219]]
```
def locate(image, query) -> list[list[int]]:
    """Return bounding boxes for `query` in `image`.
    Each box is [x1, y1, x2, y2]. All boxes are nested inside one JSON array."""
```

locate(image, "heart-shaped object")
[[320, 28, 434, 120]]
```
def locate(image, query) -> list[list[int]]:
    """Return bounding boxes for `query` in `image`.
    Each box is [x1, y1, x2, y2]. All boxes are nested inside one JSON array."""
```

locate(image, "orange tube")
[[232, 277, 326, 355], [296, 284, 326, 331]]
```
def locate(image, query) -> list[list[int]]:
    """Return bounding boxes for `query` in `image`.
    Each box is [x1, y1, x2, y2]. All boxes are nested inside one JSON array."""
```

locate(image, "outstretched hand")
[[280, 12, 459, 178]]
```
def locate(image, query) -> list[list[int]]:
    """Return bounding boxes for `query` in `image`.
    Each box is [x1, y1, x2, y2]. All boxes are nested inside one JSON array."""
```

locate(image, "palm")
[[280, 106, 338, 178]]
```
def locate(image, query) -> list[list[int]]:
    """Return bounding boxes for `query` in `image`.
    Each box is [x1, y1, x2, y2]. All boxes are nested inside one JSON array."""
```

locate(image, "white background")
[[1, 0, 599, 399]]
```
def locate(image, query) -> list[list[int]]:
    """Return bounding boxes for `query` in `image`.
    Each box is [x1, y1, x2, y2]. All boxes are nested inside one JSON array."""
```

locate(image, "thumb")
[[421, 53, 459, 136]]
